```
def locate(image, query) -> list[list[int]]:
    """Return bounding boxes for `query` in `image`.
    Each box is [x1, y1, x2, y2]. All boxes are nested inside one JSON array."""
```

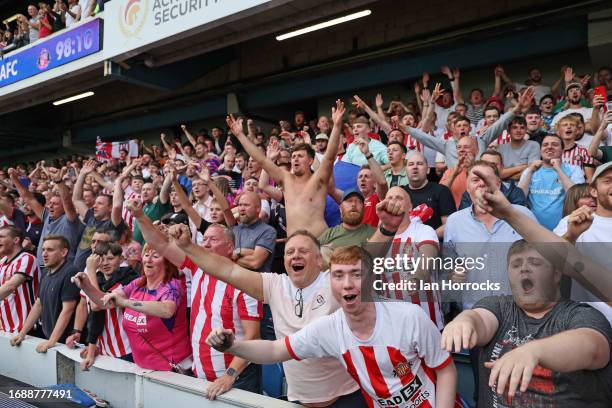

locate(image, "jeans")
[[234, 363, 262, 394]]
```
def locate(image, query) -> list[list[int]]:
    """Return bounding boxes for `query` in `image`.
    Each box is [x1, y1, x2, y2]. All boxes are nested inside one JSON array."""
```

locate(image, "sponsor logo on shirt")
[[377, 376, 424, 407], [311, 294, 326, 310], [124, 311, 147, 326]]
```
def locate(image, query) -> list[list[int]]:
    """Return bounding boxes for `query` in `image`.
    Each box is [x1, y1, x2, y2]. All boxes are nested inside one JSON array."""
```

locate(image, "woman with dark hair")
[[73, 244, 191, 372]]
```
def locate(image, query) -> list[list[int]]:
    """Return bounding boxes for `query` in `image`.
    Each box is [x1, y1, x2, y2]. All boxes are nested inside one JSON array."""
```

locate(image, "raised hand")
[[579, 74, 591, 89], [431, 83, 444, 101], [352, 95, 365, 110], [440, 65, 452, 78], [267, 139, 280, 161], [356, 137, 370, 156], [199, 165, 211, 184], [471, 168, 513, 219], [206, 327, 235, 352], [81, 159, 97, 175], [452, 67, 461, 79], [168, 224, 192, 248], [375, 198, 405, 232], [420, 88, 431, 104], [226, 115, 245, 136], [331, 99, 346, 127], [494, 65, 504, 77], [516, 86, 535, 112], [375, 93, 384, 109], [86, 254, 102, 272], [566, 205, 594, 240], [127, 198, 144, 217]]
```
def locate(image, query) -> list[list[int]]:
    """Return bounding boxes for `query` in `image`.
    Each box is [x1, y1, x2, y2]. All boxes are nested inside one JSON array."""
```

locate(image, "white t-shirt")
[[65, 4, 82, 27], [516, 84, 551, 104], [553, 215, 569, 237], [79, 0, 93, 17], [286, 302, 452, 408], [261, 271, 359, 403], [574, 213, 612, 323], [434, 103, 456, 131]]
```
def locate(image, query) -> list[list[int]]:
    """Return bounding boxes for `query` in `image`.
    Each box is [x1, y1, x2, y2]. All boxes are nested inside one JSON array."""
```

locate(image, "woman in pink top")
[[74, 245, 191, 372]]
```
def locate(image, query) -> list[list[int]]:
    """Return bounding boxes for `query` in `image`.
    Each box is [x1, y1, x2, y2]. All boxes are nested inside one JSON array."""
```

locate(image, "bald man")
[[232, 191, 277, 272], [440, 136, 478, 208]]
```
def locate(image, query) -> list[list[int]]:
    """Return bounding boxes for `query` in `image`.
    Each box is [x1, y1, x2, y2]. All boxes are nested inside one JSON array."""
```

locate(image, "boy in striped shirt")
[[207, 246, 458, 408]]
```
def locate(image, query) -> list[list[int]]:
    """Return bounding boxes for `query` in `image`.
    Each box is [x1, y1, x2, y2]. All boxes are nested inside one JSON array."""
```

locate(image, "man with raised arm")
[[406, 87, 535, 169], [9, 168, 83, 268], [125, 200, 262, 400], [167, 198, 405, 407], [225, 100, 345, 237], [72, 160, 125, 271], [206, 246, 458, 408]]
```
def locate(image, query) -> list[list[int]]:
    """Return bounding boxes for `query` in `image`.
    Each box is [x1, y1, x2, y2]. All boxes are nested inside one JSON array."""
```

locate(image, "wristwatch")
[[233, 248, 242, 258], [225, 368, 238, 378], [365, 153, 374, 160]]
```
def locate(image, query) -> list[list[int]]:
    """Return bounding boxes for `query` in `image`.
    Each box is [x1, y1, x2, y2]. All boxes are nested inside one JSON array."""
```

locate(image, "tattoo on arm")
[[132, 301, 143, 308]]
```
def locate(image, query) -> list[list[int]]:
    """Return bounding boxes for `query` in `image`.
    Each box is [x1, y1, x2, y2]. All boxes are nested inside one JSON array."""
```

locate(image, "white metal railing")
[[0, 332, 301, 408]]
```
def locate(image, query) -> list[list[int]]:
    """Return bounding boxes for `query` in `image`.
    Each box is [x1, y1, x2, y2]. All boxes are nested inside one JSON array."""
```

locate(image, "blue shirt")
[[519, 164, 585, 230], [443, 205, 536, 309], [342, 138, 389, 166]]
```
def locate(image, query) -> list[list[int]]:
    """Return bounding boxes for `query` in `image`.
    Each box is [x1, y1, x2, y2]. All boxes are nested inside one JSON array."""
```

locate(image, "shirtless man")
[[226, 100, 344, 237]]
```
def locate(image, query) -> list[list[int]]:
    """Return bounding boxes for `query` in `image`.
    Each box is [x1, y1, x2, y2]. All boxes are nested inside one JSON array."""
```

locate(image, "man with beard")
[[167, 196, 405, 407], [442, 239, 611, 407], [319, 190, 375, 248], [232, 191, 276, 272], [21, 193, 45, 253], [551, 82, 593, 129], [226, 101, 345, 237], [518, 135, 584, 230], [562, 161, 612, 324]]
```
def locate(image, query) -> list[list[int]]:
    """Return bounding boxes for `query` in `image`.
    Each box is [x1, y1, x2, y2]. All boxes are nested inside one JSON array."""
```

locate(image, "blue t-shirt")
[[519, 164, 585, 230]]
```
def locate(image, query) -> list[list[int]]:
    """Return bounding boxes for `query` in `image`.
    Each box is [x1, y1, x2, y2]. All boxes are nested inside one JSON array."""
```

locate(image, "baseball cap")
[[315, 134, 329, 141], [161, 213, 189, 226], [341, 189, 364, 202], [591, 162, 612, 184], [565, 82, 582, 94]]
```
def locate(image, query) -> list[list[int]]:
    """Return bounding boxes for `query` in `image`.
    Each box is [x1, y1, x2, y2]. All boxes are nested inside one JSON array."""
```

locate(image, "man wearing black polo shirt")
[[10, 235, 80, 353], [403, 152, 456, 238]]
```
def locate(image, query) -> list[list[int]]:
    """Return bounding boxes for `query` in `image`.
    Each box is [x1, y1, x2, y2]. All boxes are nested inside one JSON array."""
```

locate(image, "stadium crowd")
[[0, 1, 105, 52], [0, 63, 611, 407]]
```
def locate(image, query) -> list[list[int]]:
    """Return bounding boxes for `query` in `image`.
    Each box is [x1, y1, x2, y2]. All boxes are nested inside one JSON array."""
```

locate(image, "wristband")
[[379, 225, 397, 237], [365, 153, 374, 160], [72, 329, 82, 335], [449, 77, 455, 81]]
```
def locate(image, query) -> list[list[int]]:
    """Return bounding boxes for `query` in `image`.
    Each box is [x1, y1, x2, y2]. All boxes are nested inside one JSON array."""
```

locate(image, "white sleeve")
[[568, 165, 585, 184], [285, 314, 338, 360], [260, 199, 271, 217], [553, 216, 568, 237], [435, 151, 446, 163], [415, 224, 439, 250], [409, 306, 451, 369]]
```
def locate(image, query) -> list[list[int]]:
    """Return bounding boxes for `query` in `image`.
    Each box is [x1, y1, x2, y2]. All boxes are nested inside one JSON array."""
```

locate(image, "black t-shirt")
[[403, 182, 456, 230], [39, 262, 81, 342], [474, 296, 612, 407]]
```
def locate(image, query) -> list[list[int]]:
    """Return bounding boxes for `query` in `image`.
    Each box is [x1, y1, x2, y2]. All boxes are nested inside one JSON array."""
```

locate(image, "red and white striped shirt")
[[181, 257, 262, 381], [0, 252, 39, 333], [122, 191, 140, 230], [403, 132, 424, 152], [381, 222, 445, 330], [562, 144, 595, 169], [286, 302, 454, 408], [82, 282, 132, 358]]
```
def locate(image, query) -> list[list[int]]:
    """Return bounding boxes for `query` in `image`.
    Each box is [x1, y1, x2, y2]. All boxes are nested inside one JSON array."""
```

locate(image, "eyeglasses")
[[294, 288, 303, 318]]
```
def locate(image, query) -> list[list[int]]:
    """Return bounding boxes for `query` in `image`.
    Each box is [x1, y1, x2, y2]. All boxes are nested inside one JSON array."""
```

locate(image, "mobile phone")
[[594, 86, 607, 112]]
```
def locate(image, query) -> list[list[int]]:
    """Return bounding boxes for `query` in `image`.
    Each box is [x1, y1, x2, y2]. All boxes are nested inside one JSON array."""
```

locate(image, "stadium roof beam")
[[104, 48, 236, 91]]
